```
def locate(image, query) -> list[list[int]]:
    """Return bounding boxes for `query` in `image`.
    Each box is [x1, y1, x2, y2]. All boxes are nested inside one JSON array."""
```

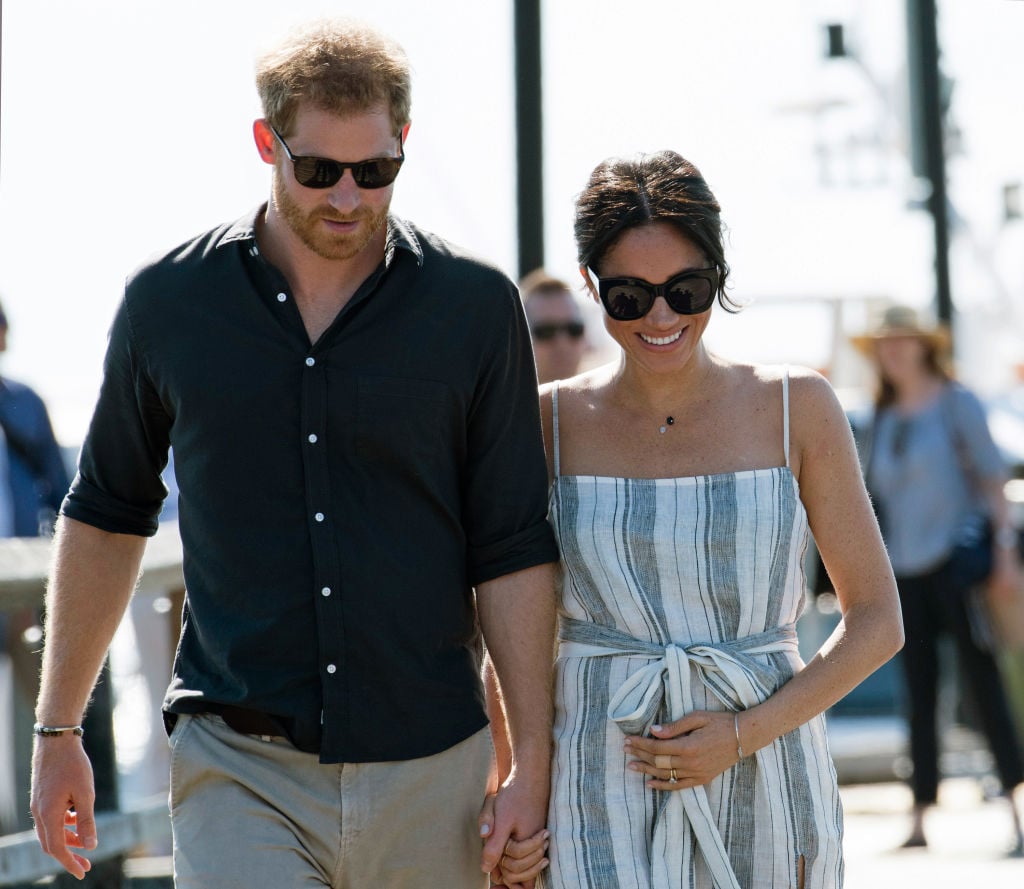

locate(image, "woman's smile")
[[638, 328, 684, 347]]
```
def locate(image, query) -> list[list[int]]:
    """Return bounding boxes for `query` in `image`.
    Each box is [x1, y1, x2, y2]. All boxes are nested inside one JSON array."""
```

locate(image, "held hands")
[[624, 710, 744, 791], [30, 735, 97, 880], [478, 777, 550, 889]]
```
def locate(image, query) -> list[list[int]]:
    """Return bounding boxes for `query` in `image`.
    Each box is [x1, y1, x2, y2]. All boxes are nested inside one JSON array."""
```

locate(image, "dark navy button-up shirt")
[[62, 207, 559, 763]]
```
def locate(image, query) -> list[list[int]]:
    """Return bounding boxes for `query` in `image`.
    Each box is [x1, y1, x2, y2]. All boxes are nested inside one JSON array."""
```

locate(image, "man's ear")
[[253, 119, 276, 165]]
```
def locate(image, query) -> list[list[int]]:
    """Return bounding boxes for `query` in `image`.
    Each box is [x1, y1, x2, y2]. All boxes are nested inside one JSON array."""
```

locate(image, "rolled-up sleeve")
[[463, 286, 559, 585], [61, 294, 171, 536]]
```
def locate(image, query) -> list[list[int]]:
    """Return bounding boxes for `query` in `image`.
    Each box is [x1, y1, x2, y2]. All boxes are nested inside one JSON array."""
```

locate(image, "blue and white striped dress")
[[545, 374, 844, 889]]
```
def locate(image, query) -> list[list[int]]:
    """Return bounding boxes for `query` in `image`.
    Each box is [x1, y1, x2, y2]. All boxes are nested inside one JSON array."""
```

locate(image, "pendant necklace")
[[659, 416, 675, 434]]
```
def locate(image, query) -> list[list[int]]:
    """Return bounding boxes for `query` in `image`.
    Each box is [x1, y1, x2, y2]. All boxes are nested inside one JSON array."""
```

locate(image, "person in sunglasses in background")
[[30, 18, 558, 889], [496, 150, 903, 889], [519, 269, 590, 384]]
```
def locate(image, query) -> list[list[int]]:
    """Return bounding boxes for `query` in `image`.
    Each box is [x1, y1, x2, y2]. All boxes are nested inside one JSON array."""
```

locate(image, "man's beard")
[[273, 177, 389, 261]]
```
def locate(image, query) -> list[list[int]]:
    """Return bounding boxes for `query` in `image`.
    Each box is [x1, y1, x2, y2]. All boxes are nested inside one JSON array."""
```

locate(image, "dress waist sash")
[[557, 618, 801, 889]]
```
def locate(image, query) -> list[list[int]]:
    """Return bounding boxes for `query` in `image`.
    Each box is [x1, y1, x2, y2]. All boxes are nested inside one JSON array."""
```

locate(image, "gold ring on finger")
[[669, 768, 678, 783], [655, 754, 673, 770]]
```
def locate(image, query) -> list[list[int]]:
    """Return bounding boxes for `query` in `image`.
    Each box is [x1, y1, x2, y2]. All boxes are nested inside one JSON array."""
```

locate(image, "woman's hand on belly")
[[623, 710, 741, 791]]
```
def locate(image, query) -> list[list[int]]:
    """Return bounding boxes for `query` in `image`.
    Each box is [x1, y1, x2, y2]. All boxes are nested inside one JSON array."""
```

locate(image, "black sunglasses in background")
[[270, 125, 404, 189], [591, 267, 719, 321], [531, 321, 585, 342]]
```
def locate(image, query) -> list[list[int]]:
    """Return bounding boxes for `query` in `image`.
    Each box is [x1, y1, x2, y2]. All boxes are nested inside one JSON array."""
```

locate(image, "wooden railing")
[[0, 524, 184, 886]]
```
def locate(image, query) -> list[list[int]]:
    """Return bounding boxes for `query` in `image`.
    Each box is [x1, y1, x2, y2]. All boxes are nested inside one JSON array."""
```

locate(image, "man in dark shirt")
[[30, 18, 558, 889]]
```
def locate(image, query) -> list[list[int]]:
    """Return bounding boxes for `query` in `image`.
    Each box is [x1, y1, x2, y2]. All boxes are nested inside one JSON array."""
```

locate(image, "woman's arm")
[[741, 369, 904, 752], [626, 369, 903, 788]]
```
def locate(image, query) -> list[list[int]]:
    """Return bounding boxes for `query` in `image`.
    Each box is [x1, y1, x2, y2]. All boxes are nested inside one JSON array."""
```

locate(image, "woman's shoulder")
[[943, 379, 986, 414], [540, 364, 617, 409], [729, 361, 835, 402], [735, 363, 847, 444]]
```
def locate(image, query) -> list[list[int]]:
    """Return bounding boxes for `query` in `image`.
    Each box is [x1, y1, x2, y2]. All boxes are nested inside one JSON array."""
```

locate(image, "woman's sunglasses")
[[590, 267, 720, 321], [271, 126, 404, 190]]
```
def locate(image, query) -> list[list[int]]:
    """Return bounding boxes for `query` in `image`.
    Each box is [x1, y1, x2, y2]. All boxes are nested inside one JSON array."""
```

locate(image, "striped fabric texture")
[[544, 376, 844, 889]]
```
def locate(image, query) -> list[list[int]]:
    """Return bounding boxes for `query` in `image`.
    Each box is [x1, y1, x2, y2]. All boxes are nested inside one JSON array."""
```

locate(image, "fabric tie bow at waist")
[[558, 618, 800, 889]]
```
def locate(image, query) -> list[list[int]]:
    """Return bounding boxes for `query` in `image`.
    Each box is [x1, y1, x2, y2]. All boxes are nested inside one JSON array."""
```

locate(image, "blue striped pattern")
[[545, 464, 844, 889]]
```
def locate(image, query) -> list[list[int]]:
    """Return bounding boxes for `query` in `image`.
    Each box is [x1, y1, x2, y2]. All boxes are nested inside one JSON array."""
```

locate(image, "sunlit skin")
[[255, 104, 404, 264], [251, 105, 410, 343], [585, 222, 714, 384], [496, 223, 721, 883], [499, 225, 905, 883]]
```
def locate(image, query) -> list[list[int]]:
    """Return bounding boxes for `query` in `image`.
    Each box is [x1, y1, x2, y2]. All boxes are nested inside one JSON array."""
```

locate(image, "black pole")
[[514, 0, 544, 279], [905, 0, 953, 328]]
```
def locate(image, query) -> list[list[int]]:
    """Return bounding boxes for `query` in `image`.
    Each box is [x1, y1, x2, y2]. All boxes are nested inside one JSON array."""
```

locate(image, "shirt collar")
[[215, 205, 424, 270]]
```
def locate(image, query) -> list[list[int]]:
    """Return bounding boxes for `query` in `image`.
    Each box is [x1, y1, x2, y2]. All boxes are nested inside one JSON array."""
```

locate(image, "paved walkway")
[[841, 778, 1024, 888]]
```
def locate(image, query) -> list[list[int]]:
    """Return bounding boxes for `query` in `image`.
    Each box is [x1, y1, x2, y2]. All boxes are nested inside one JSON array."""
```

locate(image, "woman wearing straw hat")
[[854, 304, 1024, 851]]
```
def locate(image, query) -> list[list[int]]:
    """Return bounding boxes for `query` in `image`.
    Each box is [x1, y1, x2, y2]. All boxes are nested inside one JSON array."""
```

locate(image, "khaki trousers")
[[168, 713, 493, 888]]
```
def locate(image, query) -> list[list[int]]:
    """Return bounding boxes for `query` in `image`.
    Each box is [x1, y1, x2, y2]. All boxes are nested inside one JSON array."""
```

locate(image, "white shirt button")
[[326, 664, 337, 674], [308, 434, 318, 444], [276, 292, 287, 303], [321, 586, 332, 597], [305, 356, 316, 367], [314, 512, 325, 522]]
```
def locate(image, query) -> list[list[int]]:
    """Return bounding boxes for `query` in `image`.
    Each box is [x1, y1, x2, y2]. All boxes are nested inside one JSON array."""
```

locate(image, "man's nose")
[[326, 171, 362, 211]]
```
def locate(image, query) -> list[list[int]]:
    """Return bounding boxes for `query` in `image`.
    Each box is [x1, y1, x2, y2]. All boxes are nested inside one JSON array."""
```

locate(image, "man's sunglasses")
[[271, 125, 404, 190], [532, 321, 585, 342], [591, 267, 720, 321]]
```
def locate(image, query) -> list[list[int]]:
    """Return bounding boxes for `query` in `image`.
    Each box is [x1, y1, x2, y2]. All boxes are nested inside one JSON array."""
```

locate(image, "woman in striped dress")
[[493, 152, 902, 889]]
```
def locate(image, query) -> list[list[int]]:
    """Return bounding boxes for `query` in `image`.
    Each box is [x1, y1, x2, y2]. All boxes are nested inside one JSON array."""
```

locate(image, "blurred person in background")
[[0, 299, 71, 663], [854, 304, 1024, 852], [0, 298, 70, 539], [0, 296, 71, 832], [519, 269, 589, 384]]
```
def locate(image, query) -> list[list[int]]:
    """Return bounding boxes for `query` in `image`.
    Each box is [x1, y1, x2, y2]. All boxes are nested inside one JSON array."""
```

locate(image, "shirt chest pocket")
[[355, 376, 455, 466]]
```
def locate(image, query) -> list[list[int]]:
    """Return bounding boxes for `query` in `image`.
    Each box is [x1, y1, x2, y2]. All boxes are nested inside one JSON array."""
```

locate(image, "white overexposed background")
[[1, 0, 1022, 445]]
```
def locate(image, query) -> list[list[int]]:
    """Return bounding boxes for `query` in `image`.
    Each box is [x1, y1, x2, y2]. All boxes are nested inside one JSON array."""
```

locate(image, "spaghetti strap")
[[782, 365, 791, 469], [552, 381, 561, 478], [545, 362, 836, 889]]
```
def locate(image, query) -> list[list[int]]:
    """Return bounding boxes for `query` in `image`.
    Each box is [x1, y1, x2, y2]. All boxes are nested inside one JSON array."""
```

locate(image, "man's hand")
[[479, 773, 550, 889], [30, 735, 97, 880], [478, 793, 549, 888]]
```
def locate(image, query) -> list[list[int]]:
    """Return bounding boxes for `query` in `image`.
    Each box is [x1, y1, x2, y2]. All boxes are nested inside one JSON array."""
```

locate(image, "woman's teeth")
[[639, 329, 683, 346]]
